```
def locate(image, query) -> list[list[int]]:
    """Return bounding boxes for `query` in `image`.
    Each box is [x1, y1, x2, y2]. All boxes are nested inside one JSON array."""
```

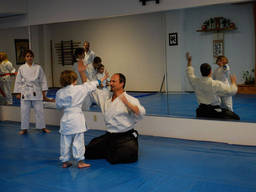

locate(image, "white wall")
[[26, 0, 250, 26], [46, 13, 166, 90]]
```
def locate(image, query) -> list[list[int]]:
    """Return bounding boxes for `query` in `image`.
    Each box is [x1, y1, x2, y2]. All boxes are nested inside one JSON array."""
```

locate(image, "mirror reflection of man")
[[83, 41, 95, 65], [85, 73, 146, 164], [186, 52, 240, 120]]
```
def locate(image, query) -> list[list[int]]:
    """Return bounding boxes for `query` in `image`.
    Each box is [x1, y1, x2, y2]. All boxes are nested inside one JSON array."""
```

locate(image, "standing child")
[[13, 50, 52, 135], [212, 56, 233, 111], [0, 52, 16, 104], [95, 64, 111, 111], [56, 58, 108, 168]]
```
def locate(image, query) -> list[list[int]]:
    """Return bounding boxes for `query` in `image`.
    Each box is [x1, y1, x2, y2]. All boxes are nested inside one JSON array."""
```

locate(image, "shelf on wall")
[[196, 27, 237, 33], [238, 84, 256, 94]]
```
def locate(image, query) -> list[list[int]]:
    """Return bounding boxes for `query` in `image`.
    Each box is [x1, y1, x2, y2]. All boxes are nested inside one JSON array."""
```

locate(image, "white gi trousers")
[[60, 133, 85, 162], [21, 100, 45, 130], [220, 96, 233, 111], [0, 76, 13, 104]]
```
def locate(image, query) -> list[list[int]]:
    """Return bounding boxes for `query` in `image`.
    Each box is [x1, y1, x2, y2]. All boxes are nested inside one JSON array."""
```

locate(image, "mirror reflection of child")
[[96, 64, 109, 88], [95, 64, 111, 112], [212, 56, 233, 111]]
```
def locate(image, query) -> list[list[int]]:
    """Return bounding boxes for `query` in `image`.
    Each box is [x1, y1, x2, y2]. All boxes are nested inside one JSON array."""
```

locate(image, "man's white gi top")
[[56, 81, 99, 135], [13, 63, 48, 100], [186, 66, 237, 106], [103, 92, 146, 133], [83, 50, 95, 65]]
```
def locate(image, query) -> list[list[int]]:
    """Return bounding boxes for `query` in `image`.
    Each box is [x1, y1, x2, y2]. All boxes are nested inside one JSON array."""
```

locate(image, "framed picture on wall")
[[169, 32, 178, 46], [213, 40, 224, 57], [14, 39, 29, 65]]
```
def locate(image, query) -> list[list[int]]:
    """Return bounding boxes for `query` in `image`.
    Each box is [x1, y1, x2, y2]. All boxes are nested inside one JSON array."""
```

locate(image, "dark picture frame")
[[213, 40, 224, 58], [169, 32, 178, 46], [14, 39, 29, 65]]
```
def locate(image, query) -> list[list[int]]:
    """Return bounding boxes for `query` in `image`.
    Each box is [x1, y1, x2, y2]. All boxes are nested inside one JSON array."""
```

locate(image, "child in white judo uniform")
[[56, 52, 108, 168], [0, 52, 16, 104], [95, 64, 111, 111], [212, 56, 233, 111], [13, 50, 52, 135]]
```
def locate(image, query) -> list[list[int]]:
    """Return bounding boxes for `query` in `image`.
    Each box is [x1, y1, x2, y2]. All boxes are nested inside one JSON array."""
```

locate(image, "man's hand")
[[186, 52, 192, 66], [230, 74, 237, 85], [119, 93, 129, 105], [119, 93, 140, 115]]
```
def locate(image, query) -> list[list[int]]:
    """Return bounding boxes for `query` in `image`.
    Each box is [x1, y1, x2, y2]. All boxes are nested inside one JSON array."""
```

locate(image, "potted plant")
[[241, 69, 255, 85]]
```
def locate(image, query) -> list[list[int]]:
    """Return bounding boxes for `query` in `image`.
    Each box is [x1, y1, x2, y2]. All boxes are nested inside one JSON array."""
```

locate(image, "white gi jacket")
[[103, 92, 146, 133], [86, 63, 97, 81], [56, 81, 99, 135], [186, 66, 237, 106], [13, 63, 48, 100], [212, 64, 230, 84], [83, 50, 95, 65], [0, 60, 15, 77]]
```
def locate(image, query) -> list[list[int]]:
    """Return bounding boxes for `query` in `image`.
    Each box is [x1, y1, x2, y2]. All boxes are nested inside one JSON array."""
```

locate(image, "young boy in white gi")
[[13, 50, 52, 135], [0, 52, 16, 104], [56, 51, 108, 168], [95, 64, 110, 111], [212, 56, 233, 111]]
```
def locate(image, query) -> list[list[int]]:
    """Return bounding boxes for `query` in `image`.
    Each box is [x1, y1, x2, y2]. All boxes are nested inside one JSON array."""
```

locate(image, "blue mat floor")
[[1, 121, 256, 192]]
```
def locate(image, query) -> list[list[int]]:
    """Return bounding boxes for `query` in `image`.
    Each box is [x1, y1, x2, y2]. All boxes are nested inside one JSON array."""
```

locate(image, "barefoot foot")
[[78, 161, 91, 168], [42, 128, 51, 133], [62, 162, 72, 168], [19, 129, 28, 135]]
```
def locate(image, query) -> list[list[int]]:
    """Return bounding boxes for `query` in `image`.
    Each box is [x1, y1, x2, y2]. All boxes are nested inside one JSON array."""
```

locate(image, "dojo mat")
[[1, 121, 256, 192]]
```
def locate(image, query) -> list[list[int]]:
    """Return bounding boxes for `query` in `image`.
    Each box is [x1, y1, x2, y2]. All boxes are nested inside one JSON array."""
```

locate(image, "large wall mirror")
[[0, 2, 255, 123]]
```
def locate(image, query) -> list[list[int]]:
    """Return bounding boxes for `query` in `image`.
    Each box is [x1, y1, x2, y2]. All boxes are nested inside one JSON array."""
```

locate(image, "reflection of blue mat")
[[1, 121, 256, 192], [12, 89, 256, 123]]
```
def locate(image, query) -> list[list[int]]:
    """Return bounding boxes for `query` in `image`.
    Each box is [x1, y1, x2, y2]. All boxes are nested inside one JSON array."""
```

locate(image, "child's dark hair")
[[60, 70, 78, 87], [97, 63, 104, 70], [200, 63, 211, 77], [24, 49, 34, 58]]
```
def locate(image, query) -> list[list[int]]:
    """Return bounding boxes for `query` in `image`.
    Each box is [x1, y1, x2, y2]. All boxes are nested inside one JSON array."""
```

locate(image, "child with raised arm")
[[56, 56, 108, 168], [212, 56, 233, 111]]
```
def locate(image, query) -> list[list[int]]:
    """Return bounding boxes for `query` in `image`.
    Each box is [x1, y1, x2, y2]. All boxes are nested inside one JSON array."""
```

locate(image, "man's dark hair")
[[200, 63, 211, 77], [93, 56, 102, 64], [74, 47, 85, 58], [117, 73, 126, 89]]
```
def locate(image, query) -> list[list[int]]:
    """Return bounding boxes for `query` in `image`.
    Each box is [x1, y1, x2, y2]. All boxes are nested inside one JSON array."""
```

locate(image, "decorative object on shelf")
[[169, 32, 178, 46], [14, 39, 29, 65], [55, 40, 81, 66], [139, 0, 159, 6], [197, 17, 236, 32], [213, 40, 224, 57], [241, 69, 255, 85]]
